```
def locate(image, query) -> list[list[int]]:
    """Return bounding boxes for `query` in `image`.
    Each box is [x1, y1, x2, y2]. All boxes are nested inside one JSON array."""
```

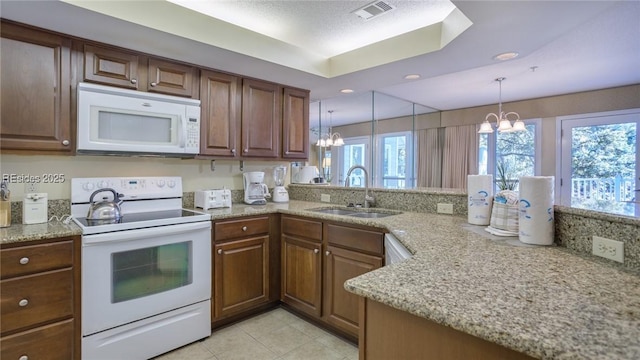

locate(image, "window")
[[559, 109, 639, 217], [331, 136, 370, 187], [478, 119, 541, 191], [377, 131, 413, 189]]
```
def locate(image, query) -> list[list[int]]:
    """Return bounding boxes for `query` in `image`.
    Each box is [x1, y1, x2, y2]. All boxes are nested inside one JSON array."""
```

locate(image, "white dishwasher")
[[384, 233, 412, 265]]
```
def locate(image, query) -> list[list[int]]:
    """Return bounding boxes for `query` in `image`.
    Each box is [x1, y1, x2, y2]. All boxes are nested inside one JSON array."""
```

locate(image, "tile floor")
[[154, 308, 359, 360]]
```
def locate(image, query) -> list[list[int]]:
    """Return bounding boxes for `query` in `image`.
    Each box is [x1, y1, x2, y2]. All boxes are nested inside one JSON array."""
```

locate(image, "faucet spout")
[[345, 165, 375, 208]]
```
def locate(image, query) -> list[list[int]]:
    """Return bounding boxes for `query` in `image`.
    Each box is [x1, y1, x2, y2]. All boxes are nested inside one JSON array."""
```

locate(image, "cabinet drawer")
[[1, 269, 73, 335], [0, 319, 73, 360], [1, 241, 73, 279], [282, 216, 322, 241], [214, 216, 269, 242], [325, 223, 383, 255]]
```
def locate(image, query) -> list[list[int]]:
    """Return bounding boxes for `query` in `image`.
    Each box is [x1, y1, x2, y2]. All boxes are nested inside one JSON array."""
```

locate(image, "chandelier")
[[478, 77, 525, 134], [316, 110, 344, 147]]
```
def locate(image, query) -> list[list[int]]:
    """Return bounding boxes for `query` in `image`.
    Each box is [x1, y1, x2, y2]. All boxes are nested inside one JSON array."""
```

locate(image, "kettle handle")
[[89, 188, 120, 204]]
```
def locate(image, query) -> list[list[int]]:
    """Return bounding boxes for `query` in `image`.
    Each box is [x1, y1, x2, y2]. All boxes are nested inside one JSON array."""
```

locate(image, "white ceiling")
[[2, 0, 639, 127]]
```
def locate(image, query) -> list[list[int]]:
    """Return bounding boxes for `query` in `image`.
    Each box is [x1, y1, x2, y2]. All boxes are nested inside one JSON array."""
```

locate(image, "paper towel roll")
[[467, 175, 493, 225], [518, 176, 555, 245]]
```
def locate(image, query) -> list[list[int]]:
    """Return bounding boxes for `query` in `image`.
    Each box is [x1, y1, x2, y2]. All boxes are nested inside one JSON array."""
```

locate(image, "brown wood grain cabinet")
[[83, 44, 199, 98], [0, 237, 81, 360], [241, 78, 282, 158], [281, 216, 323, 317], [0, 21, 73, 153], [213, 216, 271, 320], [199, 70, 241, 157], [282, 87, 310, 159]]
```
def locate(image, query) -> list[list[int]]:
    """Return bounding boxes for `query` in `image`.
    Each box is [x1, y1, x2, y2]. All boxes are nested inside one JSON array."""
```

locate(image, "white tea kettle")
[[87, 188, 123, 223]]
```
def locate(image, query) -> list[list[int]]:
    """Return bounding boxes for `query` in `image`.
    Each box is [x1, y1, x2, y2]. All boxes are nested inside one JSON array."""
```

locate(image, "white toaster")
[[195, 189, 232, 210]]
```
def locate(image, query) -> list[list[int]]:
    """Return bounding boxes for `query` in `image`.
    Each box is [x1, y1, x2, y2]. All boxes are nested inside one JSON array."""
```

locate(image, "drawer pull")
[[19, 257, 30, 265], [150, 82, 157, 87], [19, 355, 29, 360], [130, 79, 137, 84], [217, 249, 223, 255], [325, 251, 331, 256], [314, 248, 319, 254], [18, 299, 29, 307], [242, 226, 247, 231]]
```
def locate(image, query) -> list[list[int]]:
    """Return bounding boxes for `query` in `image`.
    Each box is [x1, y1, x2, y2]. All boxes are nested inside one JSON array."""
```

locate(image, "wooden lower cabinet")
[[359, 298, 535, 360], [323, 245, 382, 337], [281, 234, 322, 317], [212, 216, 273, 321], [0, 237, 80, 360], [213, 235, 270, 319]]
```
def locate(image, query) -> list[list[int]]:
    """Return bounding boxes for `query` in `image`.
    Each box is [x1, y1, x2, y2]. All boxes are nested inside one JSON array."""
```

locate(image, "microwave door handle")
[[178, 116, 186, 148]]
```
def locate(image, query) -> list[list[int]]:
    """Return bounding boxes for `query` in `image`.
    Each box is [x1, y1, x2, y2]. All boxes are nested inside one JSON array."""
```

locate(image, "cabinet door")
[[0, 22, 72, 152], [148, 58, 198, 98], [83, 44, 141, 89], [282, 87, 310, 159], [200, 70, 241, 157], [0, 319, 73, 360], [323, 245, 382, 337], [241, 79, 281, 158], [281, 235, 322, 317], [213, 236, 269, 319]]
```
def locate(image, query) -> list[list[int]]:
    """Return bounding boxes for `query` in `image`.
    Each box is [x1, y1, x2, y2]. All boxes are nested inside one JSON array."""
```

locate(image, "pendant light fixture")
[[478, 77, 525, 134], [316, 110, 344, 147]]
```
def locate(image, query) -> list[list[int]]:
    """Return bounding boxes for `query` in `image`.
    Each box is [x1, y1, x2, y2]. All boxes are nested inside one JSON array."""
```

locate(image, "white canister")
[[467, 175, 494, 225], [518, 176, 554, 245]]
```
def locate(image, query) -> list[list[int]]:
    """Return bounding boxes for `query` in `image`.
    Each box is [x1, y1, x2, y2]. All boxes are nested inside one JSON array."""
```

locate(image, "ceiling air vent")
[[353, 1, 396, 21]]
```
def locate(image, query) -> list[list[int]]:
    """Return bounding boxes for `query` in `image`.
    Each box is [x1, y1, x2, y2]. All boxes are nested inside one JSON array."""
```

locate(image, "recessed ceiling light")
[[492, 52, 519, 61], [340, 89, 354, 94], [404, 74, 421, 80]]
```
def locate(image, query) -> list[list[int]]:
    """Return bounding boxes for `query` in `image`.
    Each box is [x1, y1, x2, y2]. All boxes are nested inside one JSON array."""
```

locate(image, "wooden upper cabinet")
[[200, 70, 241, 157], [83, 44, 140, 89], [0, 22, 72, 152], [83, 44, 198, 97], [282, 87, 310, 159], [241, 79, 282, 158], [147, 58, 198, 98]]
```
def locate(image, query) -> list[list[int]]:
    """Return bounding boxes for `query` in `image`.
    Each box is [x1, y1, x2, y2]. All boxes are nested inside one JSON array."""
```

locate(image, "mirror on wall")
[[310, 92, 441, 190]]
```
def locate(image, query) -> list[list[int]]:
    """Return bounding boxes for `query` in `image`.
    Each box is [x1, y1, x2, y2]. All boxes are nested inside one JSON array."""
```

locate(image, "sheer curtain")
[[441, 125, 478, 189], [416, 128, 443, 187]]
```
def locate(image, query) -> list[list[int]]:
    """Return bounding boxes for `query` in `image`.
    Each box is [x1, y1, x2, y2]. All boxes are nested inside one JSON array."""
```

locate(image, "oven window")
[[112, 241, 192, 303]]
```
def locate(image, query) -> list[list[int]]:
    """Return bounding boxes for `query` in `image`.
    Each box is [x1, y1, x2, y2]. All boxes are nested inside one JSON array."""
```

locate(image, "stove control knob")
[[83, 182, 95, 191], [98, 181, 109, 189], [157, 180, 166, 188], [167, 180, 176, 188]]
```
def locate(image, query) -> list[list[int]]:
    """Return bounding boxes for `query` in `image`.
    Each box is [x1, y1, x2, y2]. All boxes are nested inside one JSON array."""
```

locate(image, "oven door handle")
[[82, 221, 211, 245]]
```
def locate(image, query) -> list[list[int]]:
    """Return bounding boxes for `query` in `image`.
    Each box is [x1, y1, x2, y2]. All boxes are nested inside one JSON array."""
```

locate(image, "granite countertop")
[[3, 200, 638, 359]]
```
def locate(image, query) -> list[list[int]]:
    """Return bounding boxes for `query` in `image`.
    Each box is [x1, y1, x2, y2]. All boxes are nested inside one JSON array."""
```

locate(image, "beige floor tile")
[[277, 341, 345, 360], [288, 317, 332, 339], [214, 339, 277, 360], [237, 310, 291, 337], [252, 324, 314, 356], [201, 325, 256, 355], [314, 332, 358, 358], [153, 341, 216, 360]]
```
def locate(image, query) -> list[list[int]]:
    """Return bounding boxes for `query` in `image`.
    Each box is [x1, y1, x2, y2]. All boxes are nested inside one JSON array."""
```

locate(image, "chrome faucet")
[[345, 165, 375, 208]]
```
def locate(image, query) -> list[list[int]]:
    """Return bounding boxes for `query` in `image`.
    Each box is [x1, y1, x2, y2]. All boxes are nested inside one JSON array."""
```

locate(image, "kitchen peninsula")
[[3, 199, 639, 359]]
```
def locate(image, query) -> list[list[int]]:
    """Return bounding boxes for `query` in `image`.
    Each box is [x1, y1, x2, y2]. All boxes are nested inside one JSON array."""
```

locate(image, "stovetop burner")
[[75, 209, 203, 227]]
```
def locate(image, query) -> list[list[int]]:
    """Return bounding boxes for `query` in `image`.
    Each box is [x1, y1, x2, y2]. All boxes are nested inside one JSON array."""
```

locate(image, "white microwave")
[[77, 82, 201, 156]]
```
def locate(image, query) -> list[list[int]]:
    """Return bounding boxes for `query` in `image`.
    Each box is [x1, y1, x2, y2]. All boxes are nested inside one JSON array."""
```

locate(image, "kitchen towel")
[[518, 176, 555, 245], [467, 175, 493, 225]]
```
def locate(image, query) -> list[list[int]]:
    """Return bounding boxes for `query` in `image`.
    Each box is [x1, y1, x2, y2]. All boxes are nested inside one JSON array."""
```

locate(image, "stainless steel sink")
[[348, 212, 397, 218], [308, 207, 401, 218]]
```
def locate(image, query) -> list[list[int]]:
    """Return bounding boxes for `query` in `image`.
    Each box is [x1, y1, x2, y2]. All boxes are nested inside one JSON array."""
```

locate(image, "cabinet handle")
[[19, 355, 29, 360], [131, 79, 138, 84], [314, 248, 319, 254], [150, 82, 157, 87], [18, 299, 29, 307], [325, 251, 331, 256], [242, 226, 247, 231], [217, 249, 223, 255], [19, 257, 29, 265], [62, 140, 70, 146], [243, 149, 248, 153], [231, 149, 236, 154]]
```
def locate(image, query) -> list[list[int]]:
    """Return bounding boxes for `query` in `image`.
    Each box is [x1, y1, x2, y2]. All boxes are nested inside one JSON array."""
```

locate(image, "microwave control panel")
[[185, 106, 201, 153]]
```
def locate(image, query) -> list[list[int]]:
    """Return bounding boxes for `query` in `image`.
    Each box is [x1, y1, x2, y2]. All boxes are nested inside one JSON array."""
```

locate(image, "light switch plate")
[[437, 203, 454, 214], [320, 194, 331, 202]]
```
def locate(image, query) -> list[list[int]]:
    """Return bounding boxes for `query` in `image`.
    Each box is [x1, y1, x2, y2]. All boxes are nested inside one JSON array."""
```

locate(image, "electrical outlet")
[[592, 236, 624, 263], [437, 203, 454, 214], [25, 182, 38, 193], [320, 194, 331, 202]]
